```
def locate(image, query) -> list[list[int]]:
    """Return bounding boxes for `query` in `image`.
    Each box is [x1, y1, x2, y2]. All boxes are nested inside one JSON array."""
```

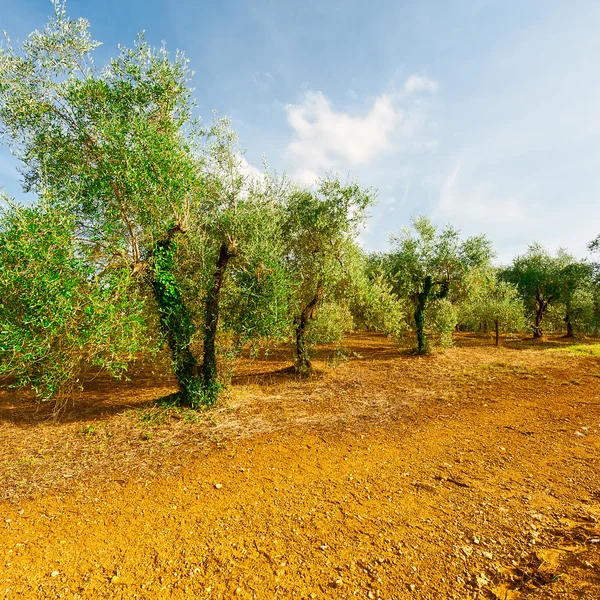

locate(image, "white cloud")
[[404, 75, 438, 94], [284, 82, 438, 184], [285, 91, 397, 174], [238, 154, 263, 181]]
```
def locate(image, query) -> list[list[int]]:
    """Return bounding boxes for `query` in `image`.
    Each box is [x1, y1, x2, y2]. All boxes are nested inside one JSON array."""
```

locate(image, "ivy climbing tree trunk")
[[414, 275, 433, 354], [150, 230, 201, 407], [295, 280, 324, 374], [201, 241, 238, 404], [413, 277, 449, 354]]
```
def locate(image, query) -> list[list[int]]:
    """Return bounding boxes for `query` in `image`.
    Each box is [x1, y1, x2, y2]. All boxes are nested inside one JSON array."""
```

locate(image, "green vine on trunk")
[[151, 239, 204, 407], [414, 276, 449, 354]]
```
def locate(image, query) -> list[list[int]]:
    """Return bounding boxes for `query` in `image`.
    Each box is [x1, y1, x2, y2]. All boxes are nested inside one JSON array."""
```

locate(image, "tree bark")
[[495, 319, 499, 346], [150, 232, 201, 407], [413, 276, 449, 353], [414, 276, 433, 354], [201, 241, 237, 403], [533, 306, 543, 338], [295, 280, 324, 374], [533, 291, 548, 339], [564, 304, 574, 338]]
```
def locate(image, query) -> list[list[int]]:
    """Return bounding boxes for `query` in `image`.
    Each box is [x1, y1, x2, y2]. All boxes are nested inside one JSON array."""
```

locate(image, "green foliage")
[[209, 144, 294, 350], [0, 6, 202, 249], [189, 122, 295, 397], [350, 253, 405, 341], [150, 238, 203, 405], [0, 3, 204, 404], [458, 267, 527, 342], [504, 244, 561, 299], [543, 303, 571, 332], [387, 216, 494, 352], [568, 285, 600, 335], [0, 199, 150, 404], [389, 216, 494, 298], [284, 174, 375, 371], [555, 255, 594, 336], [306, 302, 354, 347], [503, 244, 593, 337], [430, 298, 458, 348]]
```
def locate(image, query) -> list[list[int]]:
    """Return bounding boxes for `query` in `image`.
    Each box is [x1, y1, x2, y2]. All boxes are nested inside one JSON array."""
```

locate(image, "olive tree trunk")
[[533, 291, 549, 339], [201, 241, 237, 404], [150, 231, 201, 407], [295, 280, 324, 374], [414, 276, 449, 354], [564, 304, 574, 338], [414, 276, 433, 354]]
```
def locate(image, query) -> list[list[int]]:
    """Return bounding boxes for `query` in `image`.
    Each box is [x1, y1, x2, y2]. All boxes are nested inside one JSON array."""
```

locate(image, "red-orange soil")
[[1, 333, 599, 599]]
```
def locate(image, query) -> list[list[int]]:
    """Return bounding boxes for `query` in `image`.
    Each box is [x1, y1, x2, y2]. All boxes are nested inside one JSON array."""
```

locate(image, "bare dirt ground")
[[1, 333, 599, 599]]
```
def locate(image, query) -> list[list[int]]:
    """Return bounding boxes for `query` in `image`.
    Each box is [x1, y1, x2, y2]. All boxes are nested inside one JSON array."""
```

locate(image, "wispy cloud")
[[404, 75, 437, 94], [437, 158, 529, 226]]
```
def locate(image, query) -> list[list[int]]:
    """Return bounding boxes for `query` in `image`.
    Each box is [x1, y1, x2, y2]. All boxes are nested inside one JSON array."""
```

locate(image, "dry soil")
[[1, 333, 599, 599]]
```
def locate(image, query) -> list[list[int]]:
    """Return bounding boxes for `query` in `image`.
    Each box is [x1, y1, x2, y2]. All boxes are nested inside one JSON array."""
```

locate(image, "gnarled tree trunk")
[[414, 276, 433, 354], [564, 304, 574, 338], [295, 280, 324, 374], [533, 290, 549, 339], [150, 229, 201, 407], [414, 277, 449, 354], [201, 240, 238, 404]]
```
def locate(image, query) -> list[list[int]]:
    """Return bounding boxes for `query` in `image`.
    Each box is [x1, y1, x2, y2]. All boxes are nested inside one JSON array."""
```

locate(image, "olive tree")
[[349, 258, 406, 341], [458, 267, 526, 345], [503, 244, 566, 338], [0, 3, 209, 405], [387, 216, 493, 353], [555, 253, 592, 338], [283, 175, 374, 373], [192, 124, 293, 400], [303, 243, 406, 359]]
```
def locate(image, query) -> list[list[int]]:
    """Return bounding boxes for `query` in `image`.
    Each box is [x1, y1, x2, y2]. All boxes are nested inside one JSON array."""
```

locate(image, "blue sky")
[[1, 0, 599, 263]]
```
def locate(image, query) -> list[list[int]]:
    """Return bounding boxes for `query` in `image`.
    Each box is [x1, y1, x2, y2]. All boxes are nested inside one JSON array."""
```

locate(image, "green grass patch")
[[81, 424, 97, 436], [552, 344, 600, 356]]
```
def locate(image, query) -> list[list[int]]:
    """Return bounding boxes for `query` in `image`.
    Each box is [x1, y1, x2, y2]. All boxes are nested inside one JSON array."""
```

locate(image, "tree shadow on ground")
[[458, 333, 600, 351], [231, 364, 327, 387], [3, 331, 599, 426], [0, 370, 174, 425]]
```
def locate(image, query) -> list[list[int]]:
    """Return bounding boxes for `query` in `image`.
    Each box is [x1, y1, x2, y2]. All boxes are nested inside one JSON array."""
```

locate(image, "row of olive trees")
[[0, 3, 403, 407], [502, 244, 597, 339], [1, 4, 597, 409], [369, 217, 599, 352]]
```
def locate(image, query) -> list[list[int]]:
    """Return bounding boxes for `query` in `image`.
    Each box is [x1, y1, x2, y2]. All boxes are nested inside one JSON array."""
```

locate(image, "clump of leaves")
[[0, 199, 150, 408]]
